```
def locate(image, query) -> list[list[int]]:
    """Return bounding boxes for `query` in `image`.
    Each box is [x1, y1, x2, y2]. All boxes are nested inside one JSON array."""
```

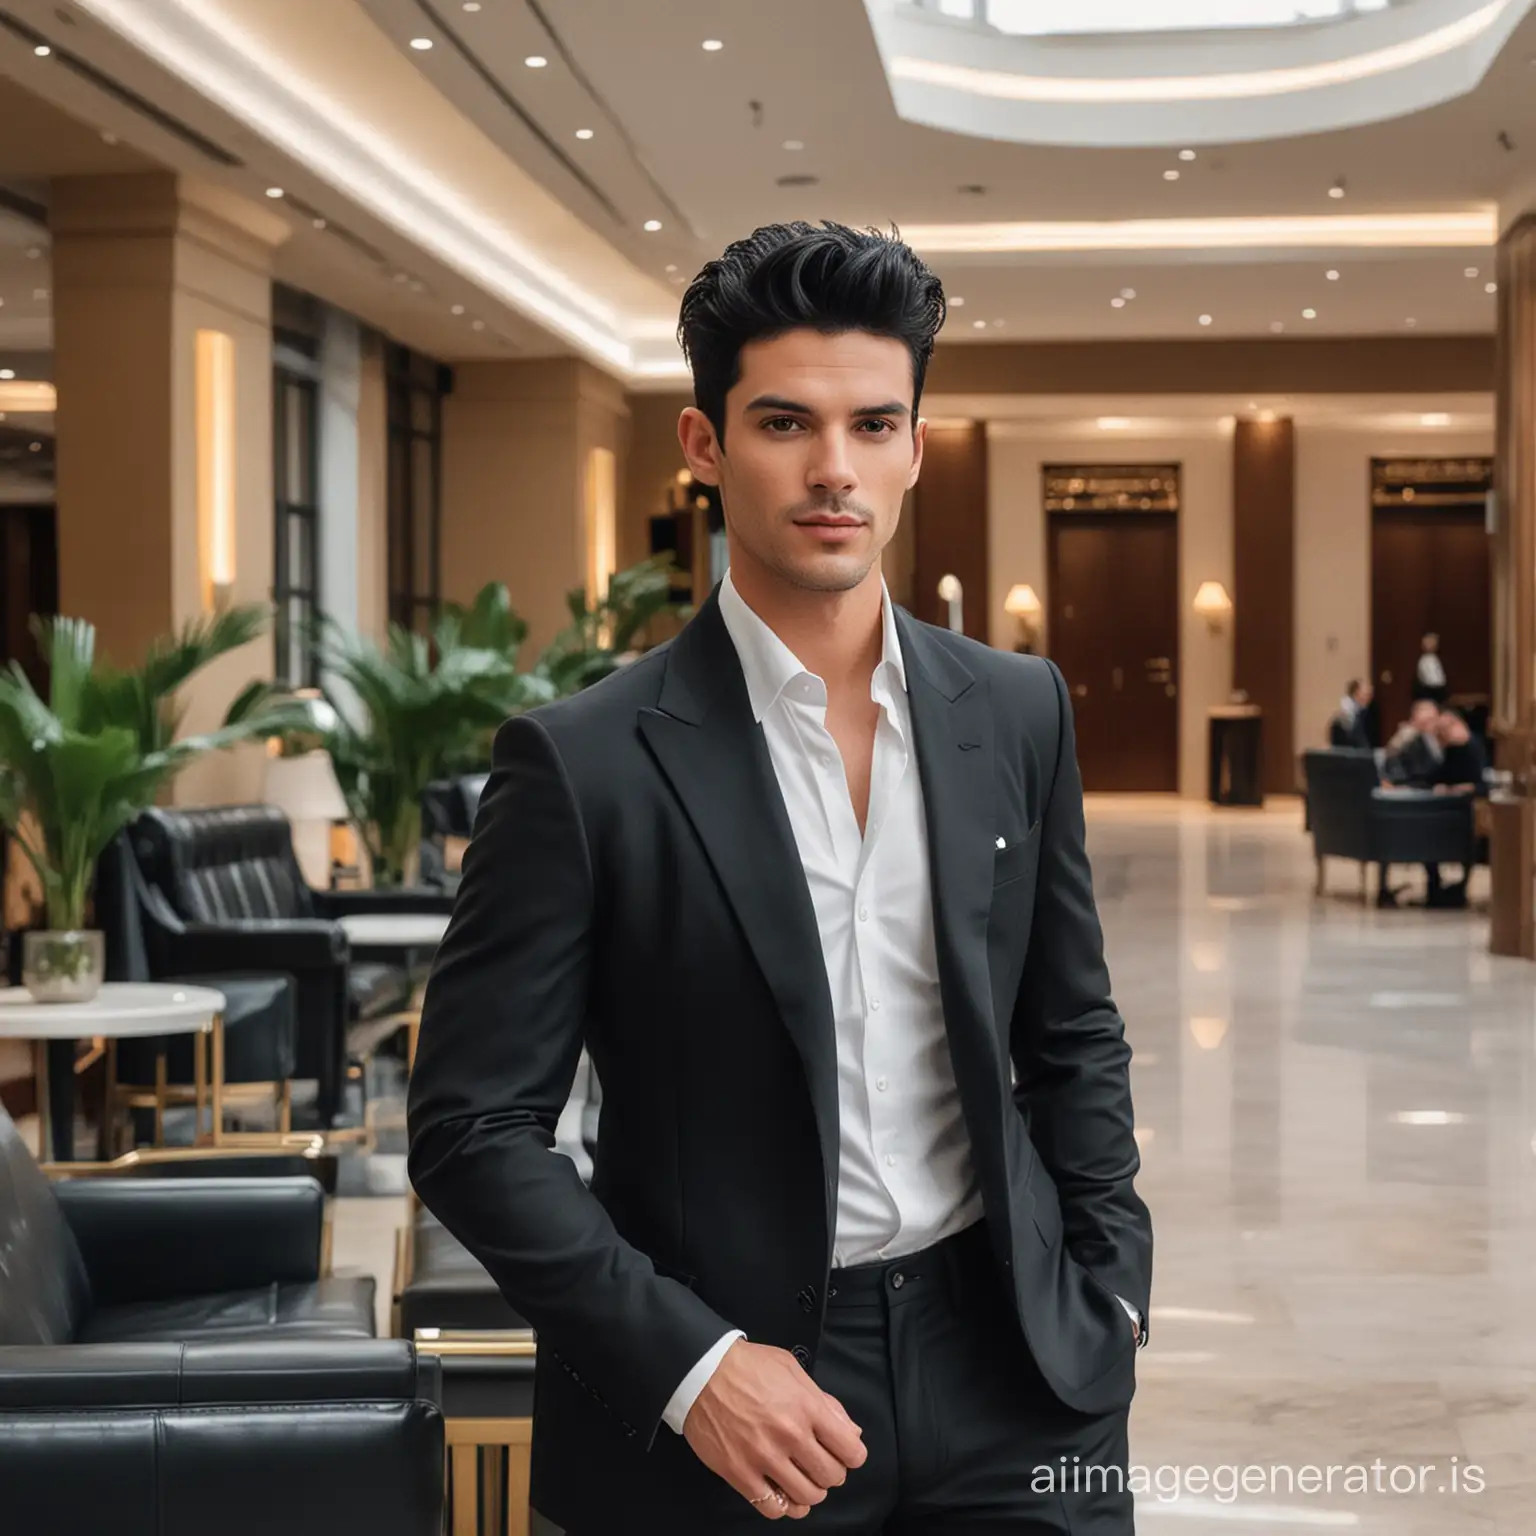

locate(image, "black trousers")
[[795, 1223, 1133, 1534]]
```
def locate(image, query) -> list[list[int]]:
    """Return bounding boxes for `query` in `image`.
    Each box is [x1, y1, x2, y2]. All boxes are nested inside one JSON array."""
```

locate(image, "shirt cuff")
[[662, 1330, 746, 1434], [1116, 1294, 1145, 1346]]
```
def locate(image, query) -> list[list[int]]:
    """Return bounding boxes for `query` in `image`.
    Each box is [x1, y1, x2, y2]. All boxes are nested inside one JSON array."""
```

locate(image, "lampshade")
[[263, 749, 349, 822], [937, 573, 963, 603], [1004, 583, 1042, 620], [1192, 581, 1233, 618]]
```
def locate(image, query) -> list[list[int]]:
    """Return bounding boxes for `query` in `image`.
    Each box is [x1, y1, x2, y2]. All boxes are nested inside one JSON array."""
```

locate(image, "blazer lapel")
[[636, 592, 841, 1254], [897, 613, 1006, 1133]]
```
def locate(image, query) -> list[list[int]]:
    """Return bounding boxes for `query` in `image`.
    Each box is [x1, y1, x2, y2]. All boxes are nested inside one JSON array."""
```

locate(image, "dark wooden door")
[[1048, 512, 1180, 792], [0, 503, 57, 691], [1371, 506, 1490, 734]]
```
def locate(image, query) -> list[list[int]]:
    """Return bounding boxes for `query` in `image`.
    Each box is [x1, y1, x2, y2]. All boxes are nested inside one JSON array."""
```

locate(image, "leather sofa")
[[123, 806, 453, 1125], [1302, 748, 1479, 896], [0, 1104, 375, 1347], [0, 1339, 443, 1536]]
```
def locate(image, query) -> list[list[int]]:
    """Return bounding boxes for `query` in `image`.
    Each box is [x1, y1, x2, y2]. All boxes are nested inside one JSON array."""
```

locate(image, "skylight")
[[919, 0, 1398, 35]]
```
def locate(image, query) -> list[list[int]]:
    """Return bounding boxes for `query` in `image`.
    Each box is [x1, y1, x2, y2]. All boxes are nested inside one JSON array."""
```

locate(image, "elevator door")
[[1047, 512, 1180, 793]]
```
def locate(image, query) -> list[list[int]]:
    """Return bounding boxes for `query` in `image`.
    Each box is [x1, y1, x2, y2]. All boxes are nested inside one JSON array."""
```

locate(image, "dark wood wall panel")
[[912, 422, 989, 640], [1232, 418, 1296, 795]]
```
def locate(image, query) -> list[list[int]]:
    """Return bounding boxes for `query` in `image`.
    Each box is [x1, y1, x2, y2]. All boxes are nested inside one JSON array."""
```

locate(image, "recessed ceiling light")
[[1111, 297, 1126, 308], [1405, 317, 1418, 327], [1326, 269, 1340, 280], [643, 219, 663, 232], [972, 319, 987, 329], [665, 264, 678, 274], [410, 37, 433, 51], [101, 131, 118, 146], [783, 139, 805, 151], [1097, 417, 1131, 429], [1421, 412, 1451, 426], [312, 218, 327, 230], [33, 44, 51, 58], [1163, 169, 1181, 181], [950, 296, 966, 306], [575, 128, 594, 140], [29, 442, 42, 452], [0, 369, 13, 380], [1198, 314, 1213, 326], [451, 304, 465, 315], [471, 319, 486, 331], [1486, 281, 1498, 294], [1329, 180, 1346, 199], [1179, 149, 1196, 161], [1302, 308, 1317, 319], [1464, 266, 1480, 278], [462, 1, 481, 9], [525, 55, 548, 68], [1120, 287, 1137, 299], [1270, 320, 1285, 332], [265, 187, 284, 199], [702, 39, 724, 52]]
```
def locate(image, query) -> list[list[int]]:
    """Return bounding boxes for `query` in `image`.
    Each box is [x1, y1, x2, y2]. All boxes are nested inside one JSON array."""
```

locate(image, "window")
[[272, 287, 324, 687], [386, 344, 448, 634]]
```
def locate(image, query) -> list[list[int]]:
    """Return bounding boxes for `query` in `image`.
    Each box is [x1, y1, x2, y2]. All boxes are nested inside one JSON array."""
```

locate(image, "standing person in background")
[[408, 221, 1150, 1535], [1413, 632, 1448, 706]]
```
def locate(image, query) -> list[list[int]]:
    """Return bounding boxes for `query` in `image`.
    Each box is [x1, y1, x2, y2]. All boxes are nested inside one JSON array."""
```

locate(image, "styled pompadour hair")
[[677, 221, 947, 441]]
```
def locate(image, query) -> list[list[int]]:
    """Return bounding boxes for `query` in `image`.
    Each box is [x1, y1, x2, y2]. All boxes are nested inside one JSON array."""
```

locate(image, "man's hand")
[[683, 1340, 867, 1520]]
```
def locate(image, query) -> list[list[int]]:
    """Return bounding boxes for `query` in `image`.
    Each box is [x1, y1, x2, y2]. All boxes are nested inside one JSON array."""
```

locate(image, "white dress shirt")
[[663, 572, 982, 1432]]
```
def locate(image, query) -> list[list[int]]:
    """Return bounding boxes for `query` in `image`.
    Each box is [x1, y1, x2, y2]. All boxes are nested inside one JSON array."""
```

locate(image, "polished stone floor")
[[332, 798, 1536, 1534]]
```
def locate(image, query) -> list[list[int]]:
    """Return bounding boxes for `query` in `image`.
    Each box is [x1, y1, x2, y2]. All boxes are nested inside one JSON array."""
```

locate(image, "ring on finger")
[[749, 1484, 788, 1509]]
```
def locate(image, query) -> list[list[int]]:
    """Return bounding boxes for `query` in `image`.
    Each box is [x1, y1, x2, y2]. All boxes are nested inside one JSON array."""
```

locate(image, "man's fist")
[[683, 1340, 867, 1520]]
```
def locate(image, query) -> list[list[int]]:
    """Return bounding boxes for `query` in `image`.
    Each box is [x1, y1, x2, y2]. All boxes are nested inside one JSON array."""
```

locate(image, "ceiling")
[[1, 0, 1535, 379]]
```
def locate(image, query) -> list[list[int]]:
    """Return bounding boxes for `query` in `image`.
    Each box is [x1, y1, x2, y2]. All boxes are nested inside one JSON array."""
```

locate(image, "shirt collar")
[[718, 569, 908, 725]]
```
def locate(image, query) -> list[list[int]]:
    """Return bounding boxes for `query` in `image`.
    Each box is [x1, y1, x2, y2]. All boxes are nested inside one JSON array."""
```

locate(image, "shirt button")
[[858, 906, 869, 922], [876, 1077, 888, 1092], [885, 1153, 896, 1167], [869, 997, 882, 1011]]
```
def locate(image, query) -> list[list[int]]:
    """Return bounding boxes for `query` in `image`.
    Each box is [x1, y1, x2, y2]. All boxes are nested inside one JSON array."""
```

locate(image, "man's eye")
[[857, 420, 896, 434], [762, 417, 802, 433]]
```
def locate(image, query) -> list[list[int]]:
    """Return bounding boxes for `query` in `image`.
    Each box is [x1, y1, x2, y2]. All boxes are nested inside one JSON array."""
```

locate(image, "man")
[[408, 222, 1151, 1534], [1423, 709, 1488, 909], [1329, 678, 1374, 750], [1413, 631, 1448, 705]]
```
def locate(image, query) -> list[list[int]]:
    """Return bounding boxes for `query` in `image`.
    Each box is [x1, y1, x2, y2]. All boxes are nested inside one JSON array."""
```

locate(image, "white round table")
[[338, 913, 450, 950], [0, 983, 226, 1164]]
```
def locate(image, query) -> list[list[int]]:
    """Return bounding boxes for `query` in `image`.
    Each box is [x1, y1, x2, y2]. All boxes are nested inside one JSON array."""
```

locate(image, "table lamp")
[[263, 748, 350, 890], [1004, 583, 1043, 652]]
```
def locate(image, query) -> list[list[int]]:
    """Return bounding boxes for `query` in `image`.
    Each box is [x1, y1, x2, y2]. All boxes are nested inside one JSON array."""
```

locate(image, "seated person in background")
[[1375, 700, 1444, 908], [1421, 711, 1487, 910], [1381, 699, 1444, 788], [1329, 679, 1374, 750]]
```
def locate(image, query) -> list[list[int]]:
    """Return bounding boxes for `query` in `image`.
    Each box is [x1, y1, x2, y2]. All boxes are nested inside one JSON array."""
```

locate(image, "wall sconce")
[[195, 328, 236, 612], [1192, 580, 1233, 635], [1003, 583, 1043, 653], [937, 573, 964, 634]]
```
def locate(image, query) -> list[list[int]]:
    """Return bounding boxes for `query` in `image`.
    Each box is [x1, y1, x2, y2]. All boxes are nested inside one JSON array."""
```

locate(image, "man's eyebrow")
[[852, 401, 910, 419], [743, 394, 911, 419]]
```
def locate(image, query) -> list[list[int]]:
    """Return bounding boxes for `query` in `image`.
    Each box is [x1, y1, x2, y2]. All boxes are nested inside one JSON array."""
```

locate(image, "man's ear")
[[907, 416, 928, 491], [679, 406, 723, 487]]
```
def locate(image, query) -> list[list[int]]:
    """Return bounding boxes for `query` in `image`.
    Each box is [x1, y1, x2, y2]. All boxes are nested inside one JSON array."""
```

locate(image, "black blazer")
[[407, 590, 1151, 1532]]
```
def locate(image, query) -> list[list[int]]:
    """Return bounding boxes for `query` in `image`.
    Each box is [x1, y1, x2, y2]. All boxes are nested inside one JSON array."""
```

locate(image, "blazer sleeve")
[[1009, 660, 1153, 1322], [407, 714, 732, 1445]]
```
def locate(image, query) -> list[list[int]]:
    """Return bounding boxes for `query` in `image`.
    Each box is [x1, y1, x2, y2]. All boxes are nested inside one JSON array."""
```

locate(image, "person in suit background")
[[1413, 631, 1448, 706], [408, 221, 1150, 1534], [1421, 709, 1489, 909], [1329, 678, 1374, 750]]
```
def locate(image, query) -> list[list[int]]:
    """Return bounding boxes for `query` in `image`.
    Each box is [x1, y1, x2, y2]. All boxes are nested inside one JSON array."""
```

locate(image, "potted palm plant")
[[299, 583, 554, 887], [0, 607, 289, 1001]]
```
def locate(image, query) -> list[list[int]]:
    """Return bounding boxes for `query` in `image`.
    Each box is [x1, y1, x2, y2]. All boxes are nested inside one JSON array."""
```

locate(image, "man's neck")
[[728, 558, 885, 693]]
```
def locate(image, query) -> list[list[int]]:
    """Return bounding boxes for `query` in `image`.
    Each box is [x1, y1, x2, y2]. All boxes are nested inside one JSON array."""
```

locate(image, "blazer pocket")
[[993, 820, 1042, 889]]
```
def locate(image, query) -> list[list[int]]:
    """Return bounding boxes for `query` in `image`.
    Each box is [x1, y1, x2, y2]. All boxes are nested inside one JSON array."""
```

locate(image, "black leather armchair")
[[0, 1105, 375, 1347], [1302, 748, 1478, 897], [125, 807, 453, 1123], [0, 1340, 443, 1536]]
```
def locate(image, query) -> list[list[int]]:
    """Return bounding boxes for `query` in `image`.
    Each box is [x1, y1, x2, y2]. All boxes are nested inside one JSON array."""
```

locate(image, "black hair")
[[677, 221, 946, 442], [1345, 678, 1362, 697]]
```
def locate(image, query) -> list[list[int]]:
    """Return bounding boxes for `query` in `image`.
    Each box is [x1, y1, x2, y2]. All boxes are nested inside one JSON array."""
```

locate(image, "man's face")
[[678, 329, 926, 596], [1436, 714, 1470, 746], [1411, 701, 1440, 733], [1354, 682, 1374, 707]]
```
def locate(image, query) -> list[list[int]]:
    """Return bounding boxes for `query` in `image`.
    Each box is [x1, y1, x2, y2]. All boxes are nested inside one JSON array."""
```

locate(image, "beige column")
[[441, 359, 629, 656], [50, 173, 286, 804], [1489, 214, 1536, 957]]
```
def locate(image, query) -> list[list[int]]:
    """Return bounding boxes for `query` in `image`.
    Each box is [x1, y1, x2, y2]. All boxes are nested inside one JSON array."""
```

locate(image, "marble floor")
[[330, 797, 1536, 1534]]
